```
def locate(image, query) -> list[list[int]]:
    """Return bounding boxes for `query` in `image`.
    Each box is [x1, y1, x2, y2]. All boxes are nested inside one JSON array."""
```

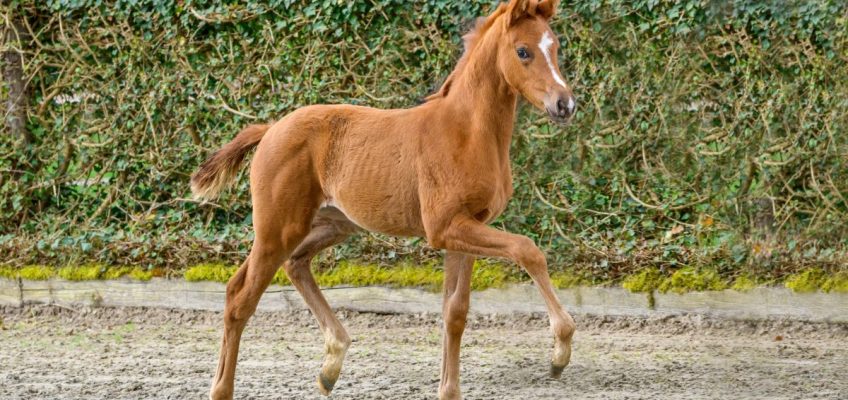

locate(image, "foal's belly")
[[321, 194, 424, 237], [323, 156, 424, 237]]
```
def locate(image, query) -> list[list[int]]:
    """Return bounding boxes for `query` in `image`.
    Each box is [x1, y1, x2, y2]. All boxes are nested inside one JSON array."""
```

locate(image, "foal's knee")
[[444, 301, 469, 336]]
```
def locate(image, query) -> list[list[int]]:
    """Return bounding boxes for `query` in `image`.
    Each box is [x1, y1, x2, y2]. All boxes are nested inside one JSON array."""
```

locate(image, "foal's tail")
[[190, 124, 271, 200]]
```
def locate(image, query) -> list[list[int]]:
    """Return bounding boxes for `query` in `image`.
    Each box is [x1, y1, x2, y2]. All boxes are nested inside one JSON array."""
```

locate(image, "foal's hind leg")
[[283, 209, 358, 396], [210, 162, 321, 399], [210, 226, 312, 400]]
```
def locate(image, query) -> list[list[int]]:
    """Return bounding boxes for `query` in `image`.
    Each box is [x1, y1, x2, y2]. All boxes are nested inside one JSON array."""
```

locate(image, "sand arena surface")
[[1, 305, 846, 399]]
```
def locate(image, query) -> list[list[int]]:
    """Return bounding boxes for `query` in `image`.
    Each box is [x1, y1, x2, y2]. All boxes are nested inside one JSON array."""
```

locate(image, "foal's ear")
[[505, 0, 533, 25], [506, 0, 559, 26], [536, 0, 560, 19]]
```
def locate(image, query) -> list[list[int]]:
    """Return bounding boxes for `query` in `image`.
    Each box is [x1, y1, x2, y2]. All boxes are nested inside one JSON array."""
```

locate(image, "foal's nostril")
[[556, 99, 569, 117], [556, 97, 574, 118]]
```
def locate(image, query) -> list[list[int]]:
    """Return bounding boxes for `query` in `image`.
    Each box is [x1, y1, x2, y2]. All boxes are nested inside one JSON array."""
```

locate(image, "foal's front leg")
[[430, 215, 575, 377], [439, 252, 475, 400]]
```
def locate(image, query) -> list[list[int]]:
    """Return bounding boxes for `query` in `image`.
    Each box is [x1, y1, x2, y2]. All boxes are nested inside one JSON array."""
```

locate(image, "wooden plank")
[[654, 288, 848, 323], [2, 278, 846, 322], [0, 278, 21, 306]]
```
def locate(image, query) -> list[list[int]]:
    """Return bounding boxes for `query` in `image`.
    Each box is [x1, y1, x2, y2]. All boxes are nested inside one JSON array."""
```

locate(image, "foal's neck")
[[440, 31, 517, 153]]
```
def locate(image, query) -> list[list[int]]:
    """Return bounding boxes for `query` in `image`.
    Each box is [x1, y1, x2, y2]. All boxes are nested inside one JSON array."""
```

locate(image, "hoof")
[[209, 384, 233, 400], [550, 363, 566, 379], [317, 372, 337, 396]]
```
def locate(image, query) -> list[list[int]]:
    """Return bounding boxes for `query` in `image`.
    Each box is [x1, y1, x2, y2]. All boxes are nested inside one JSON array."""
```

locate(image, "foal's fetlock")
[[550, 339, 572, 378], [550, 322, 575, 378], [209, 384, 234, 400], [316, 335, 350, 396], [438, 384, 462, 400]]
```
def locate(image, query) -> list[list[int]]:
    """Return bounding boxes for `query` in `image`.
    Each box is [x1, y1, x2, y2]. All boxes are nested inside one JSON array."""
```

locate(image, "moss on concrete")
[[58, 264, 102, 281], [622, 268, 663, 293], [0, 266, 17, 279], [316, 261, 447, 291], [128, 268, 154, 281], [821, 271, 848, 293], [184, 263, 238, 283], [100, 266, 154, 281], [784, 269, 828, 293], [2, 262, 846, 295], [658, 267, 727, 294], [550, 271, 586, 289], [731, 275, 758, 292], [18, 265, 55, 280], [271, 268, 290, 286], [469, 260, 515, 291], [784, 269, 825, 293]]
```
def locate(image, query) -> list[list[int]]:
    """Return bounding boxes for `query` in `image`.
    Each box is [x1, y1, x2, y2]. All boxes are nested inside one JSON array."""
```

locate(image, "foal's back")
[[252, 103, 437, 236]]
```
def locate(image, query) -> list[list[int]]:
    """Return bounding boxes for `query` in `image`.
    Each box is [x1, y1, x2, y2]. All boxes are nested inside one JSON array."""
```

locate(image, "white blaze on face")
[[538, 31, 567, 89]]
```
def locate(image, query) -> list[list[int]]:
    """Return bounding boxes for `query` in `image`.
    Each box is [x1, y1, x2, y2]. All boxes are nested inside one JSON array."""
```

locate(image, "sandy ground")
[[1, 305, 846, 400]]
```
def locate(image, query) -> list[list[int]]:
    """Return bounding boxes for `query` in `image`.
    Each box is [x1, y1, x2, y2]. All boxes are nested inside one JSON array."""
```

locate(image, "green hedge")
[[1, 1, 846, 282]]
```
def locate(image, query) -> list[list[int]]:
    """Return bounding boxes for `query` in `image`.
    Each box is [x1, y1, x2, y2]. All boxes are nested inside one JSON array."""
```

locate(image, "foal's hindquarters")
[[208, 115, 345, 399]]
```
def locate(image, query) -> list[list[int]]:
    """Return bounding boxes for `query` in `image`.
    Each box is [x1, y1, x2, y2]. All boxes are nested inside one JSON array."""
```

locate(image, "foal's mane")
[[424, 4, 508, 102]]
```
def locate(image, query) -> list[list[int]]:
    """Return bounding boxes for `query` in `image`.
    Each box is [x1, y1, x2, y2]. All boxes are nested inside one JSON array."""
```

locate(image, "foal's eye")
[[516, 47, 531, 60]]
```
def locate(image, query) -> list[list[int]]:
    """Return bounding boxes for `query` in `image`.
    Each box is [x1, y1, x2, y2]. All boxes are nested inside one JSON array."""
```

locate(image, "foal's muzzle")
[[545, 94, 576, 125]]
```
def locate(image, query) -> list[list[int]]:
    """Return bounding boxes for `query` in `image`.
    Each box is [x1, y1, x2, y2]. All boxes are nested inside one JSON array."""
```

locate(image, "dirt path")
[[1, 306, 846, 400]]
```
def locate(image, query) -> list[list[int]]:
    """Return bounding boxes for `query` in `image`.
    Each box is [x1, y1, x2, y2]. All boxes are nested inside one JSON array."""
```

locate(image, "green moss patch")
[[550, 271, 586, 289], [127, 268, 154, 281], [658, 267, 727, 294], [271, 268, 290, 285], [784, 269, 827, 293], [316, 261, 446, 291], [3, 261, 846, 295], [58, 264, 102, 281], [0, 266, 17, 279], [622, 268, 663, 293], [470, 260, 516, 290], [1, 264, 154, 281], [821, 271, 848, 293], [101, 266, 154, 281], [731, 275, 758, 292], [184, 263, 238, 283], [18, 265, 55, 280]]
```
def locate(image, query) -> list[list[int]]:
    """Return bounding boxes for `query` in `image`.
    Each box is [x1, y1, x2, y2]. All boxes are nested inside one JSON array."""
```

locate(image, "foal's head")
[[497, 0, 575, 124]]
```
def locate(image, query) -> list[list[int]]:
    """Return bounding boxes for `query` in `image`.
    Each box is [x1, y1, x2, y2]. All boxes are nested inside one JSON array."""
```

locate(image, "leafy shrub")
[[0, 0, 845, 284]]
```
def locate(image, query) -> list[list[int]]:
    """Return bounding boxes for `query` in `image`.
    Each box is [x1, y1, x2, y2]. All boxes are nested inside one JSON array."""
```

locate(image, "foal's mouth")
[[547, 113, 573, 126], [549, 115, 571, 126]]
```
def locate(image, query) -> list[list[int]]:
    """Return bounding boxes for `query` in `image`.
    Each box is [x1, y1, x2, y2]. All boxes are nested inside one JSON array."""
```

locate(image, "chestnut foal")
[[191, 1, 576, 398]]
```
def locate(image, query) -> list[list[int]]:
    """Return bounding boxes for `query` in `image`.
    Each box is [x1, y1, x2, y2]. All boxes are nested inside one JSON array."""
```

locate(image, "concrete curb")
[[1, 278, 846, 322]]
